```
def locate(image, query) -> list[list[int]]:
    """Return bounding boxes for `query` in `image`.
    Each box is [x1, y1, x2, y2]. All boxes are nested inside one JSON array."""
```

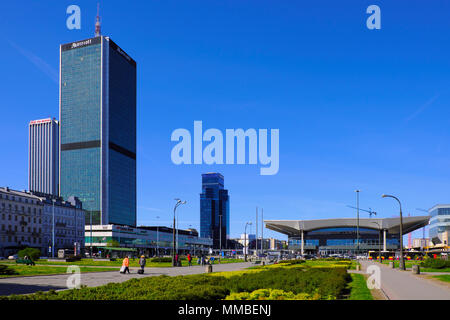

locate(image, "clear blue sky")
[[1, 1, 449, 241]]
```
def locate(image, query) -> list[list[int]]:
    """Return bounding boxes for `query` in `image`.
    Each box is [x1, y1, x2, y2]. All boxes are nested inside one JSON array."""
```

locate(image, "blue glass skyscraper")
[[200, 173, 230, 249], [59, 36, 136, 227]]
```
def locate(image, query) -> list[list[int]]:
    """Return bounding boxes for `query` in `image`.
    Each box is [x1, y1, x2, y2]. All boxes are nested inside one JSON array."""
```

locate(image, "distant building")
[[428, 205, 450, 251], [31, 192, 85, 257], [200, 173, 230, 249], [59, 36, 137, 227], [0, 187, 44, 257], [239, 233, 255, 248], [29, 118, 59, 196], [0, 187, 85, 257], [412, 238, 430, 249], [84, 224, 213, 257], [269, 238, 285, 250]]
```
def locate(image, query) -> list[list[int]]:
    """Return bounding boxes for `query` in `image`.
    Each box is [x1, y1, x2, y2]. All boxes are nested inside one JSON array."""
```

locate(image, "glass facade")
[[60, 37, 136, 227], [200, 173, 230, 249], [288, 226, 400, 253], [429, 206, 450, 245], [85, 225, 213, 253]]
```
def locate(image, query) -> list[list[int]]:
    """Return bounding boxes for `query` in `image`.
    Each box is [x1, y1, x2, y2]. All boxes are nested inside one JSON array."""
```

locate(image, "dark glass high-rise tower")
[[59, 36, 136, 227], [200, 173, 230, 249]]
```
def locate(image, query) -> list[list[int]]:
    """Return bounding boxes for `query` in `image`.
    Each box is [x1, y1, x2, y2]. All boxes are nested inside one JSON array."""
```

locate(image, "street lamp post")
[[219, 214, 222, 263], [371, 221, 382, 264], [52, 200, 55, 258], [355, 190, 360, 255], [244, 222, 252, 262], [173, 199, 186, 267], [382, 194, 406, 270], [156, 216, 160, 257]]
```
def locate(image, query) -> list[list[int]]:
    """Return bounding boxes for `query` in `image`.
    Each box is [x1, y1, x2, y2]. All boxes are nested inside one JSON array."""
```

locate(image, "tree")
[[106, 240, 119, 247], [18, 247, 41, 261]]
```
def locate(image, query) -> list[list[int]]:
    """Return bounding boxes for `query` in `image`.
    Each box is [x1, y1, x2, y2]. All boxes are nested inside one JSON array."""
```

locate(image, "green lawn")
[[347, 273, 373, 300], [380, 260, 450, 272], [431, 275, 450, 283], [2, 257, 244, 268], [0, 264, 119, 278]]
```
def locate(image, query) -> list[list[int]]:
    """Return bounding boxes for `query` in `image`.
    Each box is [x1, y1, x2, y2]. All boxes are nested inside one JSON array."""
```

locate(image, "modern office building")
[[59, 35, 137, 227], [265, 216, 430, 255], [200, 173, 230, 249], [428, 204, 450, 251], [84, 224, 213, 257], [29, 118, 59, 196], [31, 192, 85, 257]]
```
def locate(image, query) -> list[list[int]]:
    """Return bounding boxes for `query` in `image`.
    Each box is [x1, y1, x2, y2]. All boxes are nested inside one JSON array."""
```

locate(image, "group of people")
[[120, 255, 146, 274], [120, 253, 216, 274], [196, 254, 215, 266]]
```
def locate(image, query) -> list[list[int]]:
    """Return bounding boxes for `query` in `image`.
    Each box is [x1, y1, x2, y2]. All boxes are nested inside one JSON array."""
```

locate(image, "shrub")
[[420, 259, 450, 269], [225, 288, 320, 300], [2, 264, 350, 300], [278, 259, 305, 265], [17, 247, 41, 261], [0, 265, 18, 275], [150, 257, 172, 263]]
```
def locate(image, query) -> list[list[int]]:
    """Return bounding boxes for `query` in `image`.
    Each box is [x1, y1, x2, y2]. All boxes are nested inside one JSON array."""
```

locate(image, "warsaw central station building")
[[265, 216, 429, 255]]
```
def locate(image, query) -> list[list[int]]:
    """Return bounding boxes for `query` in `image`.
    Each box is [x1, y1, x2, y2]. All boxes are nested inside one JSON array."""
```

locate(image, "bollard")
[[389, 261, 395, 268], [205, 265, 213, 273], [412, 265, 420, 274]]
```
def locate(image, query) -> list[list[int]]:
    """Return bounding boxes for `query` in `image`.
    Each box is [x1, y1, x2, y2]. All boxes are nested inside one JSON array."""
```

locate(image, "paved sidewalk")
[[359, 260, 450, 300], [0, 262, 253, 296]]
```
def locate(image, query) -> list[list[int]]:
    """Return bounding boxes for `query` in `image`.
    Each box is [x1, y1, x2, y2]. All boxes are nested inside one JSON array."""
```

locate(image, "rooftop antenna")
[[95, 3, 101, 37]]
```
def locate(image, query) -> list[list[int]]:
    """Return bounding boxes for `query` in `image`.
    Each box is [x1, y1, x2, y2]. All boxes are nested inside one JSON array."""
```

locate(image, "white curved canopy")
[[265, 216, 429, 237]]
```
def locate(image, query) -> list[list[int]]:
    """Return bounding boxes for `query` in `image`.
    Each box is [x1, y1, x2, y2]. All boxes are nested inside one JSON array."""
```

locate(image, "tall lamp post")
[[371, 221, 382, 264], [156, 216, 160, 257], [355, 190, 360, 255], [173, 198, 186, 267], [219, 213, 222, 262], [52, 200, 55, 258], [244, 222, 252, 262], [382, 194, 405, 270]]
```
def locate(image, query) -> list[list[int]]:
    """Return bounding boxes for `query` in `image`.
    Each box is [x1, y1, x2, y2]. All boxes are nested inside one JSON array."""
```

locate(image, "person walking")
[[139, 255, 146, 274], [187, 253, 192, 267], [122, 256, 130, 274]]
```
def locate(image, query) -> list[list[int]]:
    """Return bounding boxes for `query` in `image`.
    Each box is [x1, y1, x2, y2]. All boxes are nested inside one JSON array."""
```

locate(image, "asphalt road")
[[359, 260, 450, 300], [0, 262, 253, 296]]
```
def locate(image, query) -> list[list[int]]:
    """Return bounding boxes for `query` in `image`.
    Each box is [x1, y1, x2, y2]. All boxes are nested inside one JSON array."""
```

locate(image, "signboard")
[[61, 37, 101, 51], [30, 118, 52, 125]]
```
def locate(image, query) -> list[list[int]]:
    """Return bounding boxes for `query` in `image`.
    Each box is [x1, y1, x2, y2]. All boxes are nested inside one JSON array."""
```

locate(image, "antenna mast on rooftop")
[[95, 3, 101, 37]]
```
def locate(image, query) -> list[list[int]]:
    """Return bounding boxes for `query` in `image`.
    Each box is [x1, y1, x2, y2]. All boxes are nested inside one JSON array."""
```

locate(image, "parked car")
[[0, 257, 5, 260], [8, 254, 18, 260]]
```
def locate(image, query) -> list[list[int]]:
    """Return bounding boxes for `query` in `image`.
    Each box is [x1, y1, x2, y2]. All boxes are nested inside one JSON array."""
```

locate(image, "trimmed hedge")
[[149, 257, 172, 263], [420, 259, 450, 269], [278, 259, 305, 265], [225, 288, 321, 300], [0, 265, 18, 276], [2, 266, 350, 300]]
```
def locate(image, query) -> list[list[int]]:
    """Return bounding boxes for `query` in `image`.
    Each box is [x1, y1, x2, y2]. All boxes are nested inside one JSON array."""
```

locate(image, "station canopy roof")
[[264, 216, 429, 237]]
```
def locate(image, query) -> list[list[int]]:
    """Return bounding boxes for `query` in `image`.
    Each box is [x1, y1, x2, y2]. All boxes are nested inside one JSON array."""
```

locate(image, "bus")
[[368, 250, 394, 261]]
